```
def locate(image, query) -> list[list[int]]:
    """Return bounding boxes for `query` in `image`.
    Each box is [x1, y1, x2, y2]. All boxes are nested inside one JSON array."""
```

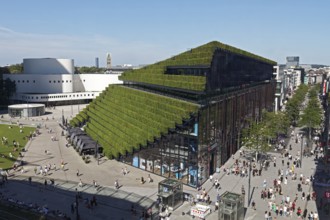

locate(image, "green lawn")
[[0, 124, 35, 170]]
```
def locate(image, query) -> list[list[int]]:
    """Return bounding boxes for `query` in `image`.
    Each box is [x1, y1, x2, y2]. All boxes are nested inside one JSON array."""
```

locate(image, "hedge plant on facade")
[[70, 85, 199, 159], [119, 41, 276, 91]]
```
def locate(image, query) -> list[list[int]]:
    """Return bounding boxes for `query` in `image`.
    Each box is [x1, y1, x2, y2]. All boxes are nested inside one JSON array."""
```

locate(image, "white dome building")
[[8, 103, 45, 117]]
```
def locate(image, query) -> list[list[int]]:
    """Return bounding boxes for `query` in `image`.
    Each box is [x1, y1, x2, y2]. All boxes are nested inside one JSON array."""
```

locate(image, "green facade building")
[[71, 41, 276, 187]]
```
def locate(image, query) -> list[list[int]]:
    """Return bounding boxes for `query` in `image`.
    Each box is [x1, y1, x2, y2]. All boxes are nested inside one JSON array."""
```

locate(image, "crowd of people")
[[258, 130, 321, 220]]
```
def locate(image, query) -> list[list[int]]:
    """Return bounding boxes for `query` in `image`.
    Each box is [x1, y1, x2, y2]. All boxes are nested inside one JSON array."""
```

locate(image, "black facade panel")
[[207, 49, 274, 92]]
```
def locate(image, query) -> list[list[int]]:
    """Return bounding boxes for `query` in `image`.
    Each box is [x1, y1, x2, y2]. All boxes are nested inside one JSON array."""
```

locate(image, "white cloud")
[[0, 26, 172, 67]]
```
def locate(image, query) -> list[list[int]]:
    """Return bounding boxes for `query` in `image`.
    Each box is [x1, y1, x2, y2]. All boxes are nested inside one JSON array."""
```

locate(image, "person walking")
[[251, 200, 256, 210], [303, 208, 308, 219], [148, 174, 153, 183], [76, 169, 79, 176], [264, 211, 268, 220], [115, 179, 119, 189]]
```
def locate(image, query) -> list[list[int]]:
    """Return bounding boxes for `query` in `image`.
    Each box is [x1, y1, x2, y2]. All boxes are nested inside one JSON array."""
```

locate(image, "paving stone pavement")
[[0, 105, 325, 219]]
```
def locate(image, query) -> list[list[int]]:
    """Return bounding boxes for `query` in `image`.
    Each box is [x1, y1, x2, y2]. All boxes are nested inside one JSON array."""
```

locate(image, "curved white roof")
[[9, 103, 45, 109]]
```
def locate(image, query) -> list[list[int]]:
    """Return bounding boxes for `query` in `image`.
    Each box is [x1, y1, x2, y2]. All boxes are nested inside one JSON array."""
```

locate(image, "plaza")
[[0, 102, 326, 219]]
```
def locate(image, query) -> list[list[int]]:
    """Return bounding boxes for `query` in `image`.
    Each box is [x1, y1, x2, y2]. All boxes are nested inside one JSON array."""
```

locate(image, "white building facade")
[[4, 58, 122, 104]]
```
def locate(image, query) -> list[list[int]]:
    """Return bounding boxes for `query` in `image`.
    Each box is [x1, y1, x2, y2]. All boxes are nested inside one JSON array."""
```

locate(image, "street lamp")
[[300, 133, 304, 168], [248, 158, 252, 206], [62, 109, 65, 126], [95, 140, 99, 165], [71, 96, 73, 116]]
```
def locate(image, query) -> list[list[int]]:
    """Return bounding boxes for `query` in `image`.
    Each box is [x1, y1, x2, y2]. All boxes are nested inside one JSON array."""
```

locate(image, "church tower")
[[106, 53, 112, 69]]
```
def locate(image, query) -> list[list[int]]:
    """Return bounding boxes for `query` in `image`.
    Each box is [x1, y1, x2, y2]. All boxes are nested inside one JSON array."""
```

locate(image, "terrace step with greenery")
[[119, 41, 276, 91], [70, 85, 199, 159]]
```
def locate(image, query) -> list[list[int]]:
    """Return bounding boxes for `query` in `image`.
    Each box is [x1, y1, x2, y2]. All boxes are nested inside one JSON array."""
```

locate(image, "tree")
[[285, 84, 309, 126], [241, 119, 273, 161], [7, 63, 23, 73], [262, 110, 290, 137], [299, 85, 322, 148], [77, 66, 105, 74]]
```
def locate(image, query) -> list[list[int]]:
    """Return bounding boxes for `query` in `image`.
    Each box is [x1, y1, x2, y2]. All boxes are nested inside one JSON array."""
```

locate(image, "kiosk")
[[158, 179, 183, 211], [219, 191, 244, 220], [190, 203, 211, 219]]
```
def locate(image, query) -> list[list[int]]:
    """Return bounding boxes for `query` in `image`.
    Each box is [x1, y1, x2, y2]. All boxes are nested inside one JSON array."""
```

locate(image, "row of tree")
[[0, 64, 104, 74], [298, 85, 323, 147], [242, 84, 322, 160], [0, 64, 23, 74]]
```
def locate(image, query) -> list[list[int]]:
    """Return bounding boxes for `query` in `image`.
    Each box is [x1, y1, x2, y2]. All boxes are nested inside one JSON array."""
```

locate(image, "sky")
[[0, 0, 329, 67]]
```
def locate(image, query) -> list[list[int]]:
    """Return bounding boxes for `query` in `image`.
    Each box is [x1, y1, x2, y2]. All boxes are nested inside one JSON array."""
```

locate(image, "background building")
[[286, 56, 299, 69], [95, 57, 99, 68], [4, 58, 122, 106], [8, 103, 45, 117], [106, 53, 112, 69]]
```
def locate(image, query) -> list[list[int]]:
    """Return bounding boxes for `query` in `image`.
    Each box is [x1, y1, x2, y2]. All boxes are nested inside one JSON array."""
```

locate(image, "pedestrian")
[[282, 159, 284, 166], [93, 180, 98, 188], [28, 176, 32, 185], [78, 179, 83, 187], [141, 176, 145, 184], [148, 174, 153, 183], [44, 179, 47, 188], [252, 200, 256, 210], [297, 207, 302, 217], [34, 166, 37, 174], [115, 179, 119, 189], [264, 211, 268, 220], [76, 169, 79, 176], [303, 208, 308, 219], [122, 168, 126, 175], [71, 203, 75, 214]]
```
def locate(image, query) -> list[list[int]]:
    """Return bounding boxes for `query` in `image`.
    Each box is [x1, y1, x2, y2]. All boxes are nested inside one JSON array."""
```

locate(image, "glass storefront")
[[122, 82, 275, 188]]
